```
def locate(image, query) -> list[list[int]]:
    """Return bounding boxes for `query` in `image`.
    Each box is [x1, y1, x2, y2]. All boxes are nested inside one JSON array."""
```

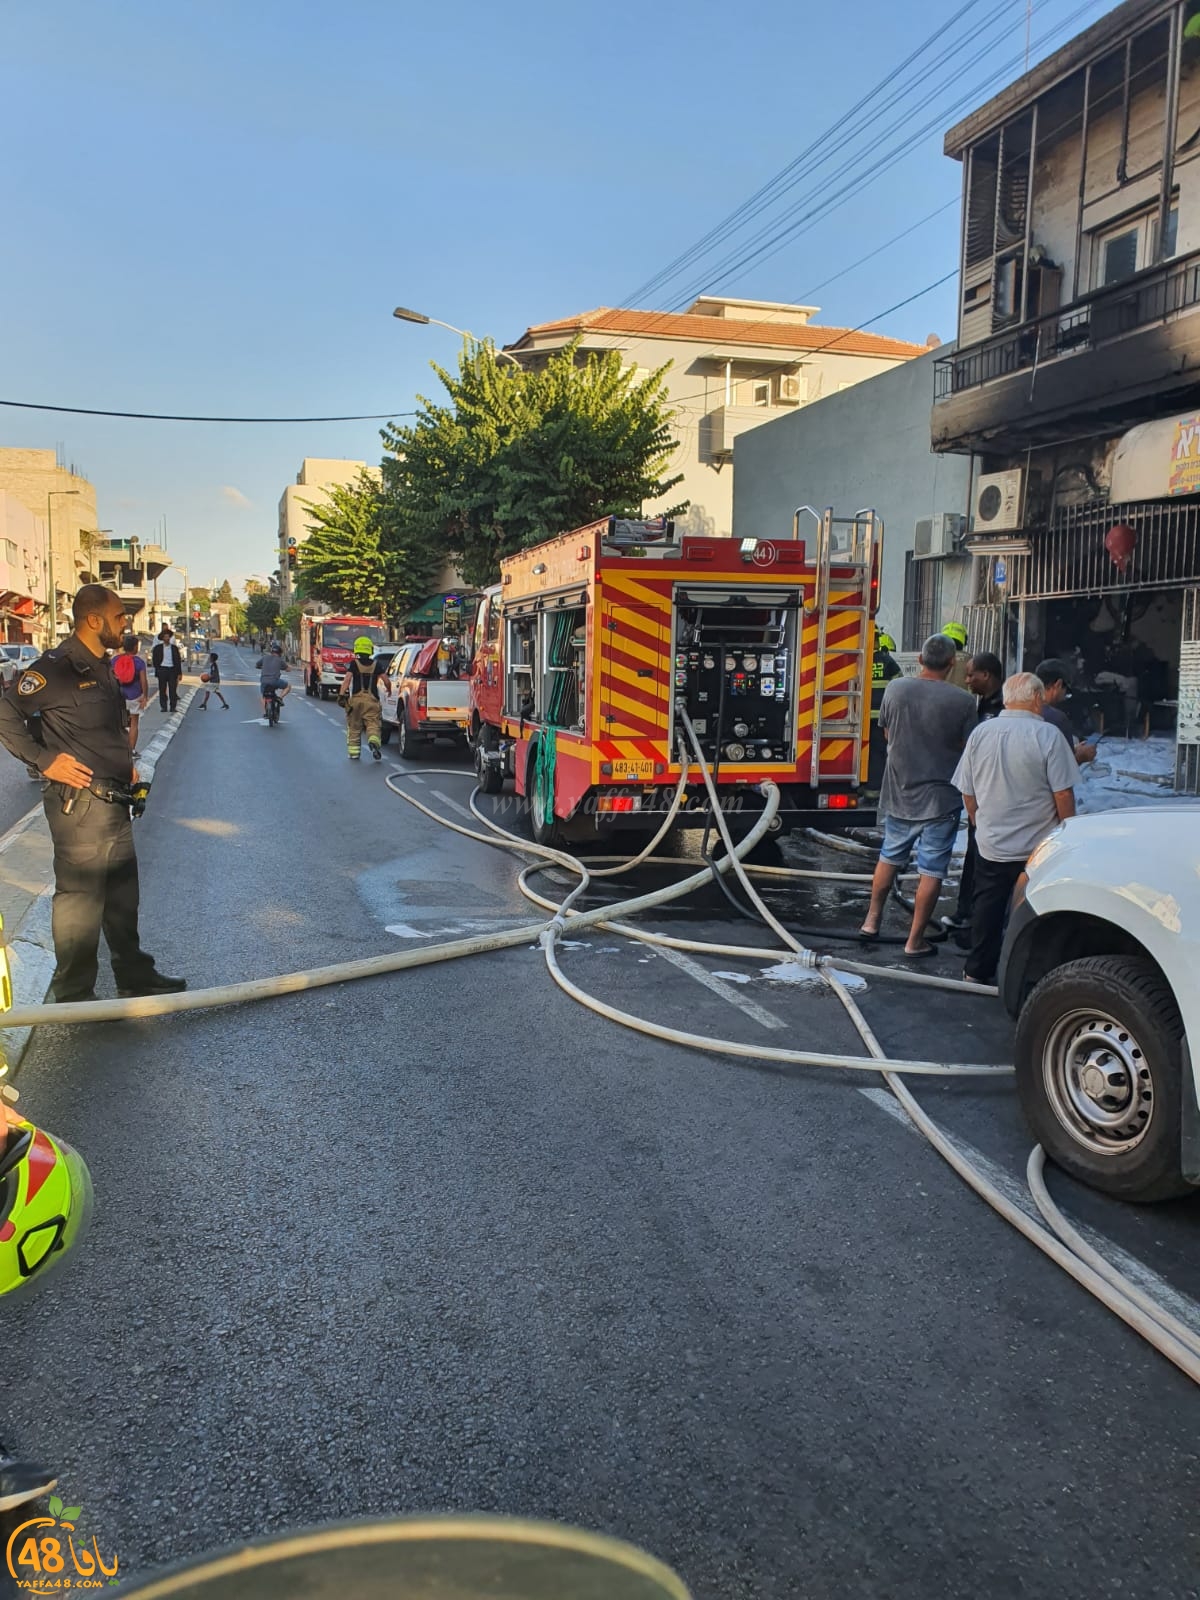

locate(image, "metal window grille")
[[1178, 587, 1200, 794], [1004, 499, 1200, 599], [902, 553, 942, 651]]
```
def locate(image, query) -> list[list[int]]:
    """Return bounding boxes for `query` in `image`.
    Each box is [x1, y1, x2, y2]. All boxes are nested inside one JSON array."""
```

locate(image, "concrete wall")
[[0, 492, 46, 640], [730, 348, 973, 640]]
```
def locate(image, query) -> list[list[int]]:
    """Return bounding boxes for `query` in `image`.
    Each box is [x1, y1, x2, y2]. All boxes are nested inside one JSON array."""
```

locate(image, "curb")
[[0, 687, 196, 1074]]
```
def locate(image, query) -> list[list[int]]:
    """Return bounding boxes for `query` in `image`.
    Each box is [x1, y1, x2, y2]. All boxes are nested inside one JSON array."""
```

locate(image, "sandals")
[[902, 942, 939, 959]]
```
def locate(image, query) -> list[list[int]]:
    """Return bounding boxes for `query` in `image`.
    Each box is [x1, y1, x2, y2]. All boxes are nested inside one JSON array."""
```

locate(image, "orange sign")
[[1168, 412, 1200, 495], [6, 1495, 119, 1592]]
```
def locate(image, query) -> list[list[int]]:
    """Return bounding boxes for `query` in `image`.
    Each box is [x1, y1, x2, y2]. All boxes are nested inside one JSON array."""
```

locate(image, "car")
[[999, 807, 1200, 1202], [378, 638, 471, 759], [0, 644, 41, 691]]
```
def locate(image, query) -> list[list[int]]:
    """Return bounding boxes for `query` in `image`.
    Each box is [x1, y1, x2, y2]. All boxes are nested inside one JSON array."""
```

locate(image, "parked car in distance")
[[0, 644, 41, 690], [378, 638, 471, 759], [999, 807, 1200, 1202]]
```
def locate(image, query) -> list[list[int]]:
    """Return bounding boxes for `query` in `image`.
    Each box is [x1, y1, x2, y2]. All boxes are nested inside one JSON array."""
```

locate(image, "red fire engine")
[[467, 511, 881, 844]]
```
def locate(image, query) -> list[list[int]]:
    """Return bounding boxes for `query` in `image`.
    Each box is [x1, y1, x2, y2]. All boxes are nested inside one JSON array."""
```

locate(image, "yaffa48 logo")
[[5, 1493, 119, 1591]]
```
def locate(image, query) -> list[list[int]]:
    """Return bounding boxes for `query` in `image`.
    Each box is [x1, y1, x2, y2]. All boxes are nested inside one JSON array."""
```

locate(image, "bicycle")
[[264, 687, 283, 728]]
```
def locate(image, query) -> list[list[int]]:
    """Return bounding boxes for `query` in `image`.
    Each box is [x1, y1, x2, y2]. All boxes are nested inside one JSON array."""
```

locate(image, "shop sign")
[[1168, 413, 1200, 496]]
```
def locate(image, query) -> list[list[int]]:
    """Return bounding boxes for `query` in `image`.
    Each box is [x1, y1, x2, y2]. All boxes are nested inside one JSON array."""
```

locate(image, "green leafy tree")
[[212, 578, 236, 603], [295, 473, 437, 622], [226, 597, 247, 637], [280, 603, 303, 638], [381, 338, 685, 588], [245, 592, 279, 633]]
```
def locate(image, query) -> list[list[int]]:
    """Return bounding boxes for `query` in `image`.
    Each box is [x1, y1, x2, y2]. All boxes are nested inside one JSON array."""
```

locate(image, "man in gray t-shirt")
[[861, 635, 977, 957], [256, 646, 290, 719]]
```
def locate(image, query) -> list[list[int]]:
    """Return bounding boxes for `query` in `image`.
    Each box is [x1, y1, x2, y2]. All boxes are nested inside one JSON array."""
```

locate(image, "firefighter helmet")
[[0, 1119, 93, 1297], [353, 636, 375, 658], [941, 621, 968, 647], [877, 631, 896, 652]]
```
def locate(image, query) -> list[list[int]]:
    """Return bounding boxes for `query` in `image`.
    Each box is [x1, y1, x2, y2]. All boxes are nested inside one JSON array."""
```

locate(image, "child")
[[112, 633, 149, 753], [198, 650, 228, 710]]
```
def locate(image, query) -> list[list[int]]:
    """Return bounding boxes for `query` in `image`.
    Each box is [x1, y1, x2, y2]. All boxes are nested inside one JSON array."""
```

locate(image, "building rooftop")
[[507, 307, 929, 361]]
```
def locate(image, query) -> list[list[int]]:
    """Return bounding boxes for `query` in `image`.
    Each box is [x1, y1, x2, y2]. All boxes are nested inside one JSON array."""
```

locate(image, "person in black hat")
[[0, 585, 187, 1003], [151, 625, 181, 712]]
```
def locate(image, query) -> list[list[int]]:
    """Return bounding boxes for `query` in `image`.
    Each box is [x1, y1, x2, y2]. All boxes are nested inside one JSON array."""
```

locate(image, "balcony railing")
[[934, 247, 1200, 401]]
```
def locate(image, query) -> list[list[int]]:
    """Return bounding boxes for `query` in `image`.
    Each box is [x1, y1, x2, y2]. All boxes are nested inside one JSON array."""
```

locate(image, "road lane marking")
[[653, 944, 787, 1032], [857, 1084, 1200, 1339], [431, 788, 477, 823]]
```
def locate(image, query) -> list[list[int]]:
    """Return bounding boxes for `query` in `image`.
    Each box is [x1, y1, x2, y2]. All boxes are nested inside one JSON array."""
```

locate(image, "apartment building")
[[278, 458, 380, 607], [505, 297, 930, 537], [0, 448, 98, 642], [931, 0, 1200, 781]]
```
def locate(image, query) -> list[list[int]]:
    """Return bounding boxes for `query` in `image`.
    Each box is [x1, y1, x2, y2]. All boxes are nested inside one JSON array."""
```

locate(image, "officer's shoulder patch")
[[17, 671, 46, 696]]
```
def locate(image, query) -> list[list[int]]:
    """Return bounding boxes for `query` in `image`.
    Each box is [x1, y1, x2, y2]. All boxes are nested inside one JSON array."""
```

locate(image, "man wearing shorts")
[[859, 633, 977, 958]]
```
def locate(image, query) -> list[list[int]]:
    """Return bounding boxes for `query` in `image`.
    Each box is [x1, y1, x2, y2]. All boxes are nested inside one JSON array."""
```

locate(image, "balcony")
[[95, 538, 170, 582], [932, 248, 1200, 455]]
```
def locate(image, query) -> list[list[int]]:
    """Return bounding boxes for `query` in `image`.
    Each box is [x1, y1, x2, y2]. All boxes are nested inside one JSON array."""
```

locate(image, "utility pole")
[[180, 567, 190, 657], [45, 489, 80, 647]]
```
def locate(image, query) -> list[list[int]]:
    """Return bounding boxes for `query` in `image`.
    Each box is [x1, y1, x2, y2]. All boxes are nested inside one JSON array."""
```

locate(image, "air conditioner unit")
[[973, 468, 1024, 532], [913, 512, 966, 560], [777, 373, 802, 405]]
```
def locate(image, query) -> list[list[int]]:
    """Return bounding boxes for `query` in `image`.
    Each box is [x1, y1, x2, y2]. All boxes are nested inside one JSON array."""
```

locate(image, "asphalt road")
[[4, 644, 1198, 1599]]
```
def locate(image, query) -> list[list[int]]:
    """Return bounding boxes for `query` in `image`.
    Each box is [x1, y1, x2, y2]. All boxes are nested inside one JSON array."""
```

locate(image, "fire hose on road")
[[4, 726, 1198, 1383]]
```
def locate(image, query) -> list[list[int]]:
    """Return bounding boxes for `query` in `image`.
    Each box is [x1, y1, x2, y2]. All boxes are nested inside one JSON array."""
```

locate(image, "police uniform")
[[344, 660, 384, 759], [0, 639, 161, 1002]]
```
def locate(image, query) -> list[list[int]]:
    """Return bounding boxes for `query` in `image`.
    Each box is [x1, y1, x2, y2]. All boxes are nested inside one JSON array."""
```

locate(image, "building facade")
[[931, 0, 1200, 776], [277, 458, 379, 607], [733, 348, 973, 646], [0, 448, 98, 642], [505, 298, 930, 538], [92, 537, 171, 639], [0, 492, 47, 643]]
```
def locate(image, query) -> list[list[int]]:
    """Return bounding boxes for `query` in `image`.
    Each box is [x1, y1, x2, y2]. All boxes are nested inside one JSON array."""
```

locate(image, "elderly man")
[[859, 633, 977, 957], [940, 651, 1005, 939], [953, 671, 1078, 985]]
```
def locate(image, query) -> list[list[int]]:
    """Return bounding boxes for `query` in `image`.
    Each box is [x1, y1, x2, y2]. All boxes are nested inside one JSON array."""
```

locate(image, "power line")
[[796, 199, 960, 300], [0, 399, 416, 423], [620, 0, 998, 310]]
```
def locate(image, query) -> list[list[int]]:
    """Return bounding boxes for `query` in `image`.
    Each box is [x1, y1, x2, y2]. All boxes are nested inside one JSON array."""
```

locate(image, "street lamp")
[[45, 490, 80, 645], [392, 306, 523, 368]]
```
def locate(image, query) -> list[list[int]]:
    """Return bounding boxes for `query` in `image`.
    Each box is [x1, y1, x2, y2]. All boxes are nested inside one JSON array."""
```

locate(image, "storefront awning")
[[402, 590, 471, 627], [1111, 411, 1200, 502]]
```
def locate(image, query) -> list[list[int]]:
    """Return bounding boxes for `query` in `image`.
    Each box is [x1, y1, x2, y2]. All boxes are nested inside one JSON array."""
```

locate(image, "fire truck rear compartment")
[[670, 588, 801, 766]]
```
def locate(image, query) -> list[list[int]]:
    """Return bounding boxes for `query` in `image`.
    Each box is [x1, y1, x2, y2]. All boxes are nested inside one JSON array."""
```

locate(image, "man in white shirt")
[[952, 671, 1078, 984], [151, 628, 181, 712]]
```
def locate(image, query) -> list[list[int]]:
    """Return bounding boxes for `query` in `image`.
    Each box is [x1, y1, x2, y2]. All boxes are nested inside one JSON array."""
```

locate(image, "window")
[[1092, 206, 1178, 289], [902, 552, 943, 652], [2, 540, 16, 565], [752, 381, 770, 407]]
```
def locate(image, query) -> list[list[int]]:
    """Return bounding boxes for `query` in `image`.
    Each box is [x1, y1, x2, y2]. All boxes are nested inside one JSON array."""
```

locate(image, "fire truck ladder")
[[808, 508, 880, 790]]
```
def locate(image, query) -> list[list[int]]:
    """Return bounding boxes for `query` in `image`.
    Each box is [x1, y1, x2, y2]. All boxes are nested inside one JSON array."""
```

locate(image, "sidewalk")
[[0, 688, 195, 1071]]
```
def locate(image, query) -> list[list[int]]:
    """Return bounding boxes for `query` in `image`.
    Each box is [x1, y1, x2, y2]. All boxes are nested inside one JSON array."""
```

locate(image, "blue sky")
[[0, 0, 1112, 600]]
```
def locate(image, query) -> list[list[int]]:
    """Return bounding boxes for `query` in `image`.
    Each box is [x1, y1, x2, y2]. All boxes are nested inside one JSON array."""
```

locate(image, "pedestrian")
[[953, 671, 1078, 985], [339, 637, 391, 761], [1035, 659, 1098, 765], [0, 585, 186, 1003], [859, 633, 977, 957], [111, 633, 149, 754], [941, 621, 971, 690], [940, 651, 1004, 939], [151, 626, 182, 712], [198, 649, 229, 710]]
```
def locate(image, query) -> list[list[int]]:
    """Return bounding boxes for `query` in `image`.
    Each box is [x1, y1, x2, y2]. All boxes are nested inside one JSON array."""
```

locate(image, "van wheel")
[[474, 727, 504, 794], [1014, 955, 1188, 1202]]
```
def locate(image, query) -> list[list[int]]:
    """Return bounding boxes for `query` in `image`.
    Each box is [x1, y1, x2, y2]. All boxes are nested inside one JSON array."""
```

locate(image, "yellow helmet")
[[942, 621, 968, 647], [353, 636, 375, 658], [877, 631, 897, 652], [0, 1119, 93, 1297]]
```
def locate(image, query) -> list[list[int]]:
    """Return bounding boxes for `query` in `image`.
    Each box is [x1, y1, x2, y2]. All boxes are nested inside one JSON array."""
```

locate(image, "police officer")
[[0, 585, 186, 1004]]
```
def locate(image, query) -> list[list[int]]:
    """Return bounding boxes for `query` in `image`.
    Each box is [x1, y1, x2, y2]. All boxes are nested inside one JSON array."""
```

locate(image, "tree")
[[295, 472, 438, 622], [381, 338, 685, 588], [212, 578, 235, 603], [245, 593, 279, 634], [280, 603, 303, 639]]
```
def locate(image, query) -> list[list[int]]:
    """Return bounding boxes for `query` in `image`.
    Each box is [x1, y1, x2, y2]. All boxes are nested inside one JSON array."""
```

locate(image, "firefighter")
[[867, 630, 902, 796], [339, 637, 391, 762], [941, 620, 970, 690]]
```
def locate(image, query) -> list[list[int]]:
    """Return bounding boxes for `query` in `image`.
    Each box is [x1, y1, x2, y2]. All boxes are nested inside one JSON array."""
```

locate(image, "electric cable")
[[0, 399, 416, 424]]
